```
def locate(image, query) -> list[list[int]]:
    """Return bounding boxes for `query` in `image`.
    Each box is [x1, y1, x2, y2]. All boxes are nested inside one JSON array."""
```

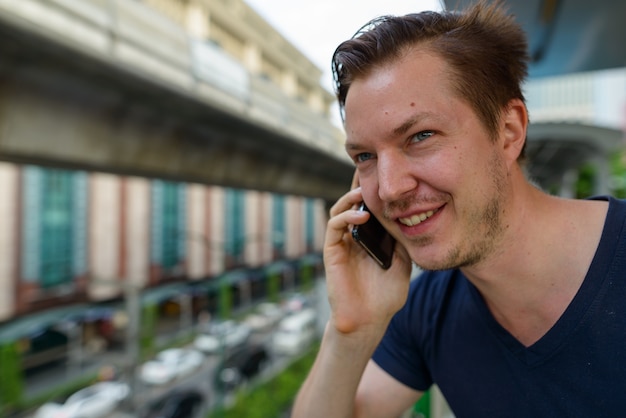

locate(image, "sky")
[[244, 0, 444, 92]]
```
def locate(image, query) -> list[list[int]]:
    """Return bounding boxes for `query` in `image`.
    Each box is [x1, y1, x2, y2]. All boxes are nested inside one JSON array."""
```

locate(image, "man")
[[292, 1, 626, 417]]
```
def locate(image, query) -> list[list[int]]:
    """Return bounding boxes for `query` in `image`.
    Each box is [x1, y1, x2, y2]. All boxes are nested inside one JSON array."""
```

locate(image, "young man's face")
[[343, 48, 510, 270]]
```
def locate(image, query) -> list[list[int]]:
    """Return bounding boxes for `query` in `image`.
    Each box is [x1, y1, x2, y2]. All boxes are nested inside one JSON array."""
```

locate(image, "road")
[[22, 282, 331, 418]]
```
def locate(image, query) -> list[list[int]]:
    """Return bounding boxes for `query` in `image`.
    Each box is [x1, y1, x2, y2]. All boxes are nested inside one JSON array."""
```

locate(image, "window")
[[151, 180, 186, 272], [224, 188, 245, 264], [22, 166, 88, 291], [272, 195, 285, 257], [305, 198, 315, 252]]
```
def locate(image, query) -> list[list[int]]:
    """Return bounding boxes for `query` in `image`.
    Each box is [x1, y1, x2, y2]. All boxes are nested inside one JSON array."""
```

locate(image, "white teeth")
[[399, 210, 435, 226]]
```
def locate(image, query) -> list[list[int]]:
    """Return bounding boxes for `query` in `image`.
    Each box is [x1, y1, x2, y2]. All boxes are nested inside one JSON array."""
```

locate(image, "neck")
[[461, 187, 608, 346]]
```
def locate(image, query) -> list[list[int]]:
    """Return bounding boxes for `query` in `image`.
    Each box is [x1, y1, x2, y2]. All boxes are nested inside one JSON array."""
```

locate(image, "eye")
[[354, 152, 374, 163], [410, 130, 434, 143]]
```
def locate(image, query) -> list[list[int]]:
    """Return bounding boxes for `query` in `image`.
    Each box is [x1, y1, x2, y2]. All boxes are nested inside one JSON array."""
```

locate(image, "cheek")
[[360, 180, 380, 207], [419, 151, 464, 187]]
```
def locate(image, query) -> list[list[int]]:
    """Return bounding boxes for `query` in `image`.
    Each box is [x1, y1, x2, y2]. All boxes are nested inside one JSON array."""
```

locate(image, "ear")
[[501, 98, 528, 168]]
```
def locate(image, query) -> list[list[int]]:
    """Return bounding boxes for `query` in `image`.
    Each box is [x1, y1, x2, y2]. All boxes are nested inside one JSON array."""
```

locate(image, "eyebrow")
[[392, 113, 427, 137], [345, 142, 363, 152], [344, 111, 434, 151]]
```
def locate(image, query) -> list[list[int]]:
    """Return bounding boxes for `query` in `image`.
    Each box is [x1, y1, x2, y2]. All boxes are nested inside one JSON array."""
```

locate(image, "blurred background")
[[0, 0, 623, 417]]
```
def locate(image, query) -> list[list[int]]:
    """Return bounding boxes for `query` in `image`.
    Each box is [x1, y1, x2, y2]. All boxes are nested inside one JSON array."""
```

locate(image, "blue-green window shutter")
[[151, 180, 185, 271], [224, 188, 245, 259], [22, 166, 86, 287], [161, 182, 180, 269], [72, 172, 88, 276], [40, 169, 74, 287], [305, 198, 315, 250], [177, 185, 187, 262], [22, 166, 41, 283], [272, 195, 286, 255], [151, 180, 164, 265]]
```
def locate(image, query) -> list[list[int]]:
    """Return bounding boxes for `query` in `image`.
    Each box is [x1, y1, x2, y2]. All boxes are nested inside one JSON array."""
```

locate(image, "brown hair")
[[332, 1, 529, 145]]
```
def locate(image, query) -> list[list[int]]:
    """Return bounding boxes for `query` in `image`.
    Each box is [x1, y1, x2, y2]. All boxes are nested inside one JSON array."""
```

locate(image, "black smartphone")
[[351, 202, 395, 269]]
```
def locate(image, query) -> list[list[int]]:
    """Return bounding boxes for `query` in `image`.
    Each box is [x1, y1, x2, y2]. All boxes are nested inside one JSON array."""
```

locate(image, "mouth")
[[398, 208, 439, 227]]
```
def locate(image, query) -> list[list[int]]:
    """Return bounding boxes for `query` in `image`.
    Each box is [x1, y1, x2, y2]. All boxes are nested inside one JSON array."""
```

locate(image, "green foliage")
[[219, 280, 233, 320], [267, 272, 280, 303], [210, 345, 318, 418], [141, 304, 157, 358], [4, 373, 96, 417], [610, 151, 626, 198], [412, 389, 431, 417], [0, 342, 23, 412], [575, 150, 626, 199], [300, 265, 313, 291], [575, 163, 596, 198]]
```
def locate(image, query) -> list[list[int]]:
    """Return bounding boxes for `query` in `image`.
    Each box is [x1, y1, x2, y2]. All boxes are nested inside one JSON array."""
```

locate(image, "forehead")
[[343, 49, 460, 139]]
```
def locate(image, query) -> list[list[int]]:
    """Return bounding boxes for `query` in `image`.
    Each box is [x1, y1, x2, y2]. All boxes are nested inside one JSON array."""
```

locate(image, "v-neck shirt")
[[373, 196, 626, 417]]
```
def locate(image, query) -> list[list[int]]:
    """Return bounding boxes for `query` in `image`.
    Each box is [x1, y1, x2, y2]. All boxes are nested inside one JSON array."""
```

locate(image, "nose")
[[376, 152, 417, 202]]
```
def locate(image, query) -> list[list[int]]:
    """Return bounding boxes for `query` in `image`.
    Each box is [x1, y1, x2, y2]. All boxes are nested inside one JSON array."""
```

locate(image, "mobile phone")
[[351, 202, 395, 269]]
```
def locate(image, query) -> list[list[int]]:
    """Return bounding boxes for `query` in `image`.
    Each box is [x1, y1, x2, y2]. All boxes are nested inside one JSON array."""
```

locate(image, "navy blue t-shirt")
[[373, 196, 626, 417]]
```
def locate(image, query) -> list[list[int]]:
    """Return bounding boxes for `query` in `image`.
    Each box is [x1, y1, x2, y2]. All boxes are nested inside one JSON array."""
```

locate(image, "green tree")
[[610, 151, 626, 198], [0, 342, 24, 412]]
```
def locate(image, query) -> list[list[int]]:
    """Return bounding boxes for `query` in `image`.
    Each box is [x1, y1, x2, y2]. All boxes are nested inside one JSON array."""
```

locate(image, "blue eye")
[[411, 131, 434, 143], [355, 152, 374, 163]]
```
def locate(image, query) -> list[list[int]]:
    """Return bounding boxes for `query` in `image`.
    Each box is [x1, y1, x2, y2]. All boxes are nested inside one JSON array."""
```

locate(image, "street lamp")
[[57, 320, 83, 379], [89, 279, 142, 412]]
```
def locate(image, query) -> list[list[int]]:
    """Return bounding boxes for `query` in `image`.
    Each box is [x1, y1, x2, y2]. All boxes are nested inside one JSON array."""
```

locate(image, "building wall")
[[143, 0, 335, 117], [124, 177, 151, 287], [187, 183, 208, 279], [0, 163, 326, 322], [90, 173, 122, 299], [0, 163, 18, 319], [208, 185, 225, 276]]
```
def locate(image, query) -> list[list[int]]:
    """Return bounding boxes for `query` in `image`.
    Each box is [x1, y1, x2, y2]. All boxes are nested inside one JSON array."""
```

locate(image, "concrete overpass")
[[0, 0, 354, 205], [0, 0, 622, 203]]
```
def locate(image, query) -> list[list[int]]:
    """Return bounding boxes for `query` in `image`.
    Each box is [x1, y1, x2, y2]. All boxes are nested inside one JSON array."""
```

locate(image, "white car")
[[243, 302, 285, 332], [272, 308, 318, 355], [139, 348, 204, 385], [283, 293, 311, 313], [34, 381, 130, 418], [193, 320, 251, 353]]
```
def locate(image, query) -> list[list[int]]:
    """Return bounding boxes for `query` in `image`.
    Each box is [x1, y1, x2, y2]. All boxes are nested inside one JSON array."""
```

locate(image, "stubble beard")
[[410, 152, 508, 271]]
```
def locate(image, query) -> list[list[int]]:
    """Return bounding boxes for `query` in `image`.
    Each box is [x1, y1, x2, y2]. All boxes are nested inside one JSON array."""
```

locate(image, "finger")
[[329, 187, 363, 217], [325, 203, 369, 246]]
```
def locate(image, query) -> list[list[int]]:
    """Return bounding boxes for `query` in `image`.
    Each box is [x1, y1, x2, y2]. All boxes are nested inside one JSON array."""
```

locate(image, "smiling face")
[[344, 48, 512, 270]]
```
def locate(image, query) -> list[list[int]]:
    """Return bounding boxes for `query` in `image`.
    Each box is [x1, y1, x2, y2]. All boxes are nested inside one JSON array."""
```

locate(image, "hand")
[[323, 186, 412, 336]]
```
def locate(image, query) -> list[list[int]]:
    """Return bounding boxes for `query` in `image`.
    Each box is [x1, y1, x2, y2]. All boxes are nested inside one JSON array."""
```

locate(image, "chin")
[[409, 244, 464, 272], [413, 260, 455, 272]]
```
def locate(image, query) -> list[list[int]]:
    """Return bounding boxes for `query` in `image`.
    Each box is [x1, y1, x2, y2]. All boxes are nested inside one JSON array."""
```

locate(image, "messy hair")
[[332, 0, 529, 146]]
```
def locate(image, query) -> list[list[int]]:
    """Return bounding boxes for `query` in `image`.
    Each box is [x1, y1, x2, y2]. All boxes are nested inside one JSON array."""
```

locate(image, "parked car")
[[271, 308, 317, 355], [193, 320, 251, 353], [283, 293, 312, 313], [22, 326, 69, 371], [34, 381, 129, 418], [214, 343, 270, 392], [243, 302, 285, 332], [142, 388, 205, 418], [139, 348, 204, 385]]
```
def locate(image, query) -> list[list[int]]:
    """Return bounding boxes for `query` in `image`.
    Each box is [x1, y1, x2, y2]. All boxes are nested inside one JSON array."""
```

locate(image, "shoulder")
[[395, 269, 470, 330], [373, 269, 475, 390], [587, 195, 626, 236], [588, 194, 626, 215]]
